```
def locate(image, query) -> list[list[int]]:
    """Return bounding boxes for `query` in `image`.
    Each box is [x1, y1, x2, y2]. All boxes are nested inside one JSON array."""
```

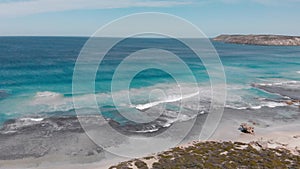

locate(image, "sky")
[[0, 0, 299, 37]]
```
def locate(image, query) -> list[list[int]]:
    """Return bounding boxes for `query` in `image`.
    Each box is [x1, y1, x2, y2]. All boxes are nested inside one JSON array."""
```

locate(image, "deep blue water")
[[0, 37, 300, 125]]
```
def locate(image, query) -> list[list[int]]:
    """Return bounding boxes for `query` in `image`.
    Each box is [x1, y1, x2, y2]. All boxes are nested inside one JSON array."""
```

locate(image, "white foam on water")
[[226, 100, 288, 110], [32, 91, 64, 105], [20, 117, 44, 122], [255, 80, 300, 87], [225, 105, 248, 110], [134, 91, 199, 111], [26, 82, 287, 115], [3, 117, 46, 131], [1, 131, 17, 134], [297, 71, 300, 74], [35, 91, 62, 98], [6, 80, 294, 119], [134, 128, 159, 133], [20, 82, 201, 115], [199, 110, 205, 115], [160, 111, 199, 128], [262, 101, 287, 108], [249, 105, 262, 110]]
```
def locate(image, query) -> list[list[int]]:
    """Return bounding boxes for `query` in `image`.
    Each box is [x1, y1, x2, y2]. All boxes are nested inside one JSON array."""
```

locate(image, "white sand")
[[1, 108, 299, 169], [210, 119, 300, 154]]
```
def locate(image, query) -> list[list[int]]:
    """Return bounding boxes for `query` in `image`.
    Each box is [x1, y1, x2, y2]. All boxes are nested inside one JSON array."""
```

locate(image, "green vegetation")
[[109, 141, 300, 169], [134, 160, 148, 169], [143, 156, 155, 160]]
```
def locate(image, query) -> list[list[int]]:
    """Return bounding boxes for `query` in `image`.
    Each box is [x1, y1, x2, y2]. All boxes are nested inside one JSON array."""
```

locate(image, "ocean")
[[0, 36, 300, 129]]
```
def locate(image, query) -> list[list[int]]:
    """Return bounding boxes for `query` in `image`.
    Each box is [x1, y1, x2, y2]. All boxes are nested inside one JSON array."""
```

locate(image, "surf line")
[[134, 91, 199, 111]]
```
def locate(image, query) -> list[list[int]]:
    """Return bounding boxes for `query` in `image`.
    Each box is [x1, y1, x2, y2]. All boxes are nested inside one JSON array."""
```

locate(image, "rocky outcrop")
[[213, 34, 300, 46], [0, 116, 104, 161], [240, 123, 254, 134]]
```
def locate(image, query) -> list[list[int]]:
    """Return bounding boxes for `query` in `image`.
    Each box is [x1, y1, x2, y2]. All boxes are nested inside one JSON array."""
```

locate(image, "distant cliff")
[[213, 34, 300, 46]]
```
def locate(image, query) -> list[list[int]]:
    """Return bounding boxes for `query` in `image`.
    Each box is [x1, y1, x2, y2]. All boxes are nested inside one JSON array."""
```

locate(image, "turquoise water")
[[0, 37, 300, 125]]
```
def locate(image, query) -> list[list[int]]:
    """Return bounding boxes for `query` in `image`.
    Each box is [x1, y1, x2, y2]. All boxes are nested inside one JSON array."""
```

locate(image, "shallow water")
[[0, 37, 300, 129]]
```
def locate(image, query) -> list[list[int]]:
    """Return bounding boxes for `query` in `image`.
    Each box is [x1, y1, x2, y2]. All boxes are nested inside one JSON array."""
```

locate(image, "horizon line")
[[0, 33, 299, 39]]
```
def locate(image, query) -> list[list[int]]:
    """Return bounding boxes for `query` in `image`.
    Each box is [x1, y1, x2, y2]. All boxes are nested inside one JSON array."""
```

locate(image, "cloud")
[[251, 0, 300, 5], [0, 0, 192, 18], [220, 0, 300, 5]]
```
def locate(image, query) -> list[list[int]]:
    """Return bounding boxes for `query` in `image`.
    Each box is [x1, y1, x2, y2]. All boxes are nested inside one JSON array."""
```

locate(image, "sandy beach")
[[1, 0, 300, 168], [0, 105, 299, 169]]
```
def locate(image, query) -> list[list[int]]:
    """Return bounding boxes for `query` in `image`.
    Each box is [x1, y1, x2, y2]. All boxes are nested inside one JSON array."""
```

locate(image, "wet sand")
[[0, 104, 299, 169]]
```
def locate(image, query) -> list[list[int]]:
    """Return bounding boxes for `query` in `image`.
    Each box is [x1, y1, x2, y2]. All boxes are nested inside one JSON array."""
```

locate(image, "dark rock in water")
[[0, 115, 173, 161], [213, 34, 300, 46], [1, 116, 84, 135], [252, 82, 300, 100], [0, 90, 9, 99], [0, 116, 103, 161], [108, 118, 169, 136]]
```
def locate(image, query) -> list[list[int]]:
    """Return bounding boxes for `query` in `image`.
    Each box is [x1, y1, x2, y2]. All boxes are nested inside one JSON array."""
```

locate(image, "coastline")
[[0, 36, 299, 168], [108, 109, 300, 169], [0, 105, 299, 169], [1, 128, 299, 169]]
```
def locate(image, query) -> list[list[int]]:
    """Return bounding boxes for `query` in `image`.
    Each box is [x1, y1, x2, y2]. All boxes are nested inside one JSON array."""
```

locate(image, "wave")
[[1, 117, 45, 133], [297, 71, 300, 74], [226, 99, 288, 110], [0, 116, 83, 135], [134, 129, 159, 133], [34, 91, 62, 98], [0, 81, 208, 119], [20, 117, 44, 122], [5, 83, 200, 117], [253, 80, 299, 87], [134, 91, 199, 111], [133, 127, 160, 133], [262, 101, 287, 108], [3, 81, 297, 125]]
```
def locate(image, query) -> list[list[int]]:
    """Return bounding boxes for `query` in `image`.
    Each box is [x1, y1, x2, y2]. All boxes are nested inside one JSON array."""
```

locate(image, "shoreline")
[[108, 122, 300, 169], [0, 105, 299, 168], [1, 125, 299, 169]]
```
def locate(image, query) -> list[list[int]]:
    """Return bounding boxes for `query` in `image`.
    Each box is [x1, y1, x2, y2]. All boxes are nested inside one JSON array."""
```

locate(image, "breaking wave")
[[35, 91, 62, 98], [225, 100, 288, 110], [134, 91, 199, 111], [2, 80, 298, 128]]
